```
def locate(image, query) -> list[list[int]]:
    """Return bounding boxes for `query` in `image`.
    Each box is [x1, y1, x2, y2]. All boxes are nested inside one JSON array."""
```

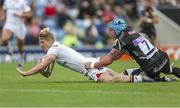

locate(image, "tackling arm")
[[16, 54, 56, 77], [85, 48, 124, 69]]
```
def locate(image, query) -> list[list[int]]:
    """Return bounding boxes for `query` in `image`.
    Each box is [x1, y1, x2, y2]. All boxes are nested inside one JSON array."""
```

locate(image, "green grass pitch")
[[0, 60, 180, 107]]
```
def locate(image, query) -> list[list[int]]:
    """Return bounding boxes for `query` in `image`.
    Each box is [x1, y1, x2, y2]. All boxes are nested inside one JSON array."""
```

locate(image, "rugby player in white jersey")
[[16, 28, 154, 83], [1, 0, 32, 67]]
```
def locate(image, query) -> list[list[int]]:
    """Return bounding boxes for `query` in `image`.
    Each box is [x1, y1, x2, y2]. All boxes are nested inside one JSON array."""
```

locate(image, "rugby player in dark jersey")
[[85, 17, 180, 81]]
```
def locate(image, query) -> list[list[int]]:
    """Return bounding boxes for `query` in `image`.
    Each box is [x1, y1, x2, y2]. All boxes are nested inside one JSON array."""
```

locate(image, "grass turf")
[[0, 60, 180, 107]]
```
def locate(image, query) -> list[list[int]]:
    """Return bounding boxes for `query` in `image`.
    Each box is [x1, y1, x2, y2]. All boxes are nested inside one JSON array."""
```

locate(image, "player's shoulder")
[[51, 41, 60, 47], [123, 30, 140, 43], [48, 42, 66, 51]]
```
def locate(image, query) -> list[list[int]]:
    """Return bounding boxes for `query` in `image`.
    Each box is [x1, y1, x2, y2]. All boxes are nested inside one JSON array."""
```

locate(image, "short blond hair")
[[39, 27, 55, 42]]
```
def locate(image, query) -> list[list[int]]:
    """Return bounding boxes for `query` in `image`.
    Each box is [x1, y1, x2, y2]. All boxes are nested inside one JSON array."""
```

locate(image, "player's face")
[[39, 39, 49, 52], [107, 28, 116, 38]]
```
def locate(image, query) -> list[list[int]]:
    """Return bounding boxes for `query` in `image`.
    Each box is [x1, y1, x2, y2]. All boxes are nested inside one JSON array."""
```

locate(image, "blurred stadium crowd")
[[0, 0, 180, 48]]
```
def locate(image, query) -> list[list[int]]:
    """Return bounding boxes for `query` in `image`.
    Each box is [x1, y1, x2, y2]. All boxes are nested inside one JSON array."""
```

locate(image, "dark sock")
[[130, 75, 134, 82]]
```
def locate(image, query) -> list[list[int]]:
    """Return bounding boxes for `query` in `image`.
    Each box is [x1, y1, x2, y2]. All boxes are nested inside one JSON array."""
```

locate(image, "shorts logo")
[[153, 59, 167, 73]]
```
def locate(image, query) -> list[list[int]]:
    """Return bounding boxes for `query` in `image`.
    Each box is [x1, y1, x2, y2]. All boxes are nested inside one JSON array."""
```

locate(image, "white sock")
[[132, 75, 143, 83], [19, 53, 25, 66]]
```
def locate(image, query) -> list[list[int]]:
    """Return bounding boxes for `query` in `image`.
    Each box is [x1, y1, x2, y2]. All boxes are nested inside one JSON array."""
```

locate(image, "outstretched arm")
[[16, 54, 56, 77], [85, 48, 124, 69], [13, 11, 32, 18]]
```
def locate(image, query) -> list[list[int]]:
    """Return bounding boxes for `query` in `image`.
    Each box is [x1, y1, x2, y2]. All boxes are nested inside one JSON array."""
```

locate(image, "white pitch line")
[[0, 88, 180, 97]]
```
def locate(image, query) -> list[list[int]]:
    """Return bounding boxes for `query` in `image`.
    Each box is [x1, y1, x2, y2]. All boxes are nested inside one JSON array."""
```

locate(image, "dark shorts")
[[130, 51, 171, 80], [143, 52, 171, 80]]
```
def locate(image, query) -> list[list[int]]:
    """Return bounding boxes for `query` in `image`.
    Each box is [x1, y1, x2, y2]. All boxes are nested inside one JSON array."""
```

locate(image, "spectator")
[[139, 0, 158, 45], [44, 0, 57, 17], [80, 25, 97, 48], [124, 0, 139, 19], [1, 0, 32, 67], [78, 0, 96, 19], [96, 4, 115, 45], [62, 22, 81, 48], [57, 4, 72, 28], [26, 18, 40, 45]]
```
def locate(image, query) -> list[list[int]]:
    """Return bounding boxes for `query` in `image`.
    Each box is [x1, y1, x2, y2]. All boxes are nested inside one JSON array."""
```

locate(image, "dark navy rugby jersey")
[[113, 28, 163, 69]]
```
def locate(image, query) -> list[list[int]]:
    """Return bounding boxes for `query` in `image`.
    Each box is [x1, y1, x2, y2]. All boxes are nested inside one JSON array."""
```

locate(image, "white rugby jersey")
[[3, 0, 31, 24], [47, 41, 89, 74]]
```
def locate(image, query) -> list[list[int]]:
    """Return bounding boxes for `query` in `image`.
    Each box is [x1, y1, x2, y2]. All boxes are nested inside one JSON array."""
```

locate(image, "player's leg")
[[112, 74, 155, 83], [106, 68, 145, 76], [122, 68, 165, 82], [16, 38, 25, 68], [161, 60, 180, 78], [103, 68, 150, 82], [1, 28, 14, 62], [98, 69, 154, 83], [159, 52, 180, 78], [1, 28, 12, 45], [1, 28, 13, 54], [97, 68, 131, 82], [145, 53, 177, 82], [104, 68, 121, 76], [97, 72, 114, 82], [15, 24, 27, 68]]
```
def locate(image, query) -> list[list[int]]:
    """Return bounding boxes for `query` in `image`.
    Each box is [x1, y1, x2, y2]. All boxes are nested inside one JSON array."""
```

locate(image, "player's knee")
[[1, 39, 8, 46], [104, 78, 114, 82]]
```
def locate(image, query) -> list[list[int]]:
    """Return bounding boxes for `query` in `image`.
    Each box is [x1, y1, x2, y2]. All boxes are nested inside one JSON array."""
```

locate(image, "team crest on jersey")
[[113, 39, 121, 50]]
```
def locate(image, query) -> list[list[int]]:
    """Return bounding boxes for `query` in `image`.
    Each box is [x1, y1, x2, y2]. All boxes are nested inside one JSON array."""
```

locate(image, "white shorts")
[[87, 67, 108, 81], [84, 57, 107, 81], [3, 23, 27, 40]]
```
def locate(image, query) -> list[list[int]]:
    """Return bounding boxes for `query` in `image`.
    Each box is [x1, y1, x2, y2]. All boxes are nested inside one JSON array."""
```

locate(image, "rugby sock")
[[5, 46, 13, 62], [123, 68, 142, 75], [18, 52, 25, 67], [7, 38, 14, 55], [7, 46, 13, 55], [131, 75, 155, 83], [123, 69, 136, 75], [130, 75, 142, 83]]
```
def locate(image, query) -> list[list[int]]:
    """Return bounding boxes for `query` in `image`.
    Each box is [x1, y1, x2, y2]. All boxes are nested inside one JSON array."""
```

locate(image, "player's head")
[[39, 27, 55, 42], [107, 17, 127, 37], [39, 27, 55, 51]]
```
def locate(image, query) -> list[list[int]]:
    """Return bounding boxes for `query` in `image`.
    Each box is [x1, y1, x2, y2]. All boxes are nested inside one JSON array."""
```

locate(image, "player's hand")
[[85, 62, 92, 69], [13, 12, 22, 17], [16, 68, 26, 77]]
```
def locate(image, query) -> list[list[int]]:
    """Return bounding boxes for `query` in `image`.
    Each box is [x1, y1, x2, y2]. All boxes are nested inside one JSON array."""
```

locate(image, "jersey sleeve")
[[47, 47, 59, 57]]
